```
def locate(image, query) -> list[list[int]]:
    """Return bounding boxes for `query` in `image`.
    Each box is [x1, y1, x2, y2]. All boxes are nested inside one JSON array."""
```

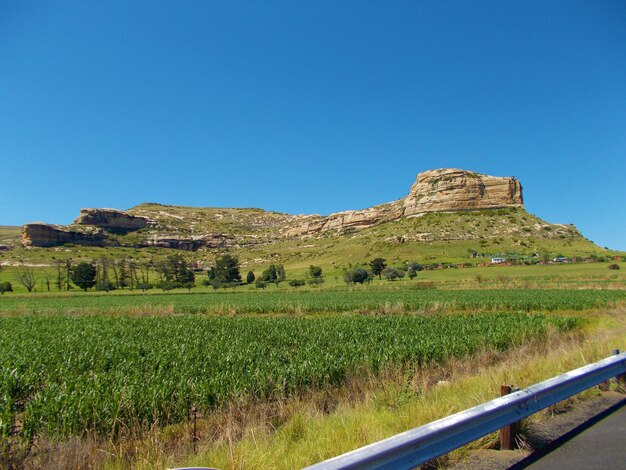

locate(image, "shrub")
[[262, 264, 286, 285], [344, 268, 373, 284], [608, 264, 620, 270], [0, 281, 12, 294], [96, 280, 116, 292], [137, 283, 153, 292], [289, 279, 306, 288], [156, 280, 178, 291], [255, 280, 267, 289], [382, 267, 406, 281]]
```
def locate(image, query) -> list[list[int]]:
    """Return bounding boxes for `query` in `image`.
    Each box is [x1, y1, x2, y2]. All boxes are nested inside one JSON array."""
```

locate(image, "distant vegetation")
[[0, 289, 622, 314]]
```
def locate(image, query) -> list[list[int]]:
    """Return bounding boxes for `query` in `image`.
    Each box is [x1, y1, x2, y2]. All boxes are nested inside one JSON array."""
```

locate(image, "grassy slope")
[[2, 206, 621, 286], [0, 226, 21, 246], [235, 207, 616, 276]]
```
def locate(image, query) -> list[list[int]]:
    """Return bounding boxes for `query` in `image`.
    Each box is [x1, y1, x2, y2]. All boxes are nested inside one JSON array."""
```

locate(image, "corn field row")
[[0, 313, 580, 439], [0, 288, 623, 315]]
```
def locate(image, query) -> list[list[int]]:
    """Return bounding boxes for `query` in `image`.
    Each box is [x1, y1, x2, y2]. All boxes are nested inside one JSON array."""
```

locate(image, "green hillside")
[[3, 206, 618, 280]]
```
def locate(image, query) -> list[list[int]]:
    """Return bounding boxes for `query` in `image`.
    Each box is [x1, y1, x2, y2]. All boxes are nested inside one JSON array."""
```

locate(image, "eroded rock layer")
[[21, 168, 524, 249], [74, 208, 152, 233], [22, 223, 107, 248], [284, 169, 523, 235], [142, 234, 236, 251]]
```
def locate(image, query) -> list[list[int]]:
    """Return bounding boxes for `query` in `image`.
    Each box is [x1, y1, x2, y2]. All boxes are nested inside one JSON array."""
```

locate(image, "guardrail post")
[[613, 350, 626, 389], [499, 385, 516, 450]]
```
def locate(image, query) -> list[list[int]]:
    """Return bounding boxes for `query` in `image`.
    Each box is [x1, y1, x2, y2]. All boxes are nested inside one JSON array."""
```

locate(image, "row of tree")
[[204, 255, 325, 290], [0, 254, 417, 294], [343, 258, 423, 284]]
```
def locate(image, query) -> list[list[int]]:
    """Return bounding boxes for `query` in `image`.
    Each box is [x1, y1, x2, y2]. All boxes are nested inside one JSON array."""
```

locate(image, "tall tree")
[[246, 270, 255, 284], [53, 259, 64, 291], [369, 258, 387, 280], [65, 258, 73, 291], [71, 262, 97, 292], [42, 270, 53, 292], [307, 265, 324, 285], [207, 254, 242, 285], [261, 264, 286, 285], [155, 254, 195, 290], [16, 267, 37, 292]]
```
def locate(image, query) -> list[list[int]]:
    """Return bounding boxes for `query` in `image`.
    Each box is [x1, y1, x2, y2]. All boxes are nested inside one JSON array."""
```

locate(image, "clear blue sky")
[[1, 1, 625, 250]]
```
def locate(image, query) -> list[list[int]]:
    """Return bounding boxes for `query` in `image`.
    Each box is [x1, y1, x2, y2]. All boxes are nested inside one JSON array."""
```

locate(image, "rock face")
[[22, 223, 107, 248], [21, 168, 525, 248], [285, 169, 523, 236], [402, 169, 523, 215], [74, 208, 151, 233], [143, 233, 236, 251]]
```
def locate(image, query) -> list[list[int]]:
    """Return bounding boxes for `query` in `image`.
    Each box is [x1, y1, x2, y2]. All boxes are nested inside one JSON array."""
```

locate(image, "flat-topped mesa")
[[402, 168, 523, 216], [285, 169, 523, 236], [73, 208, 152, 233]]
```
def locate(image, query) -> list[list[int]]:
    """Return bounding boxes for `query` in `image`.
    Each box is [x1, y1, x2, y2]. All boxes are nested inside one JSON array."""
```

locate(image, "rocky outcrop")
[[22, 223, 107, 248], [285, 169, 523, 236], [21, 168, 525, 247], [143, 233, 236, 251], [402, 169, 523, 215], [73, 208, 151, 233]]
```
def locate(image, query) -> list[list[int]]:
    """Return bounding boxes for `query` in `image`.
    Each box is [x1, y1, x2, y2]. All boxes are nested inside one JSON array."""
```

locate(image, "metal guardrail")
[[304, 351, 626, 470]]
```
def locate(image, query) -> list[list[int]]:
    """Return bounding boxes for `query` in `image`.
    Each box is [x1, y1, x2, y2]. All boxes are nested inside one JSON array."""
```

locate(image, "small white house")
[[491, 257, 505, 264]]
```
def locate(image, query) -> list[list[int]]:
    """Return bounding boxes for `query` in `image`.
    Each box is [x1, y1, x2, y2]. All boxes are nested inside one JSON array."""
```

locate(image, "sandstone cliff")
[[22, 168, 524, 249], [22, 223, 107, 248], [73, 208, 153, 233], [284, 169, 523, 236]]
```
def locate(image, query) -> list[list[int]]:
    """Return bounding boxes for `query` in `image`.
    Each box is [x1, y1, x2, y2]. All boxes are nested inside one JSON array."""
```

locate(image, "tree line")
[[0, 254, 421, 294]]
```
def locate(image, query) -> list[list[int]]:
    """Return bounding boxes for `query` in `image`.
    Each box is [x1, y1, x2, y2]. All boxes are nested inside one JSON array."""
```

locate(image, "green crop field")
[[0, 312, 580, 439], [0, 288, 623, 315]]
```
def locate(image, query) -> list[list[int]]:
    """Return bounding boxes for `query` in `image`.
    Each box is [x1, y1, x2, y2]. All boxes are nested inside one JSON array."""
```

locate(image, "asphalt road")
[[512, 399, 626, 470]]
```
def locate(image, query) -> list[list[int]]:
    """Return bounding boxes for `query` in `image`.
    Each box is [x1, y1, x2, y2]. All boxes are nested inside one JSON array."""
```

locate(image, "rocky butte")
[[284, 168, 523, 235], [22, 168, 524, 249]]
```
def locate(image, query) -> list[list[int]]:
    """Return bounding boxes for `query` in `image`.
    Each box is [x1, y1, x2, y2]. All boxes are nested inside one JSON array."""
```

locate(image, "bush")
[[262, 264, 286, 285], [206, 279, 240, 289], [156, 280, 178, 291], [383, 267, 406, 281], [608, 264, 620, 270], [255, 280, 267, 289], [137, 283, 153, 292], [0, 281, 12, 294], [96, 280, 116, 292], [344, 268, 373, 284], [289, 279, 306, 288]]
